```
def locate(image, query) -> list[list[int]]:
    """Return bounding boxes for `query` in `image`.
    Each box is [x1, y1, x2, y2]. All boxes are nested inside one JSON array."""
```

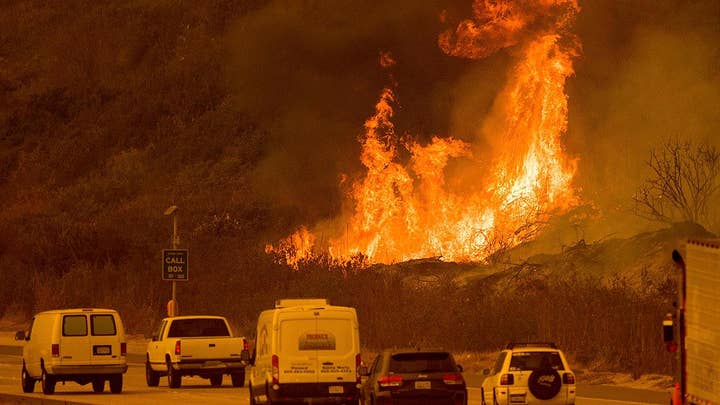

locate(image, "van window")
[[91, 315, 117, 336], [63, 315, 88, 336]]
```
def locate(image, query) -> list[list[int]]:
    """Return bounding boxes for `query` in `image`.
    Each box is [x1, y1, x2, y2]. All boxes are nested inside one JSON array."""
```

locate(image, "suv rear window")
[[63, 315, 88, 336], [91, 315, 117, 336], [389, 352, 456, 373], [167, 318, 230, 337], [509, 351, 564, 371]]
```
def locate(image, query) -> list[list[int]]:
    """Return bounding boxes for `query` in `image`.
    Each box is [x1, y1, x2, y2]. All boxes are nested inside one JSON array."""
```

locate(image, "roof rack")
[[506, 342, 557, 349], [275, 298, 329, 308]]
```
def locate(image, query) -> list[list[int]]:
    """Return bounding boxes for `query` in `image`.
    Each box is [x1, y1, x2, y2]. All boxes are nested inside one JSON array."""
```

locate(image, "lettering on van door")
[[298, 330, 336, 351]]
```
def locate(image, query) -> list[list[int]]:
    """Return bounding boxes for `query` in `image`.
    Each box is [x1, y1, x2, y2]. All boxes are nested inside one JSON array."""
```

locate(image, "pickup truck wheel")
[[21, 364, 35, 393], [92, 378, 104, 393], [146, 360, 160, 386], [231, 369, 245, 387], [41, 367, 55, 395], [109, 374, 123, 393], [167, 363, 182, 388], [210, 374, 223, 387]]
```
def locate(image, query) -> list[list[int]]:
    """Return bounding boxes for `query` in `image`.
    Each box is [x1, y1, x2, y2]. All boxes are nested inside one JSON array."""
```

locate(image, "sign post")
[[163, 206, 187, 316]]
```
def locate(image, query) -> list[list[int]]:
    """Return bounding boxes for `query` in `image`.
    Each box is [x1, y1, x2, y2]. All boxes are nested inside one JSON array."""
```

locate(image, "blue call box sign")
[[163, 249, 188, 281]]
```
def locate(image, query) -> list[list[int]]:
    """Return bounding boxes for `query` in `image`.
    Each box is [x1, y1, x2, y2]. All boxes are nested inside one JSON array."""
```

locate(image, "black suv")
[[360, 349, 467, 405]]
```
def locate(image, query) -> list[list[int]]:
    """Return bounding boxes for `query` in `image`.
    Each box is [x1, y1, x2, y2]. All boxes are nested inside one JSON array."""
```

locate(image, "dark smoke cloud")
[[225, 0, 720, 237]]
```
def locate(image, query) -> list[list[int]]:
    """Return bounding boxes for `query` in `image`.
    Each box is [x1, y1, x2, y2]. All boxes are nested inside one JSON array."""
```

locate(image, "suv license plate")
[[415, 381, 431, 389], [329, 385, 344, 394]]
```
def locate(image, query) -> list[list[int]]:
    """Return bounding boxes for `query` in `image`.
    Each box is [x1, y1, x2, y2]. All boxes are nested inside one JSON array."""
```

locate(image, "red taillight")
[[356, 354, 362, 384], [563, 372, 575, 384], [272, 355, 279, 384], [174, 340, 181, 355], [500, 373, 514, 385], [243, 338, 249, 351], [378, 375, 403, 388], [443, 373, 464, 385], [120, 342, 127, 356], [51, 344, 60, 357]]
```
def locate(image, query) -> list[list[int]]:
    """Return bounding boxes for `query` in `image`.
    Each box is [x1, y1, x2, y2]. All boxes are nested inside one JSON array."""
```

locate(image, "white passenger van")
[[15, 308, 128, 394], [248, 299, 361, 405]]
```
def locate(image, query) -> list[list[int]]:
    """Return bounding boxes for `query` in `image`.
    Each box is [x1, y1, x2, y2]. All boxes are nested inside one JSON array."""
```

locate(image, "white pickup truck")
[[145, 315, 250, 388]]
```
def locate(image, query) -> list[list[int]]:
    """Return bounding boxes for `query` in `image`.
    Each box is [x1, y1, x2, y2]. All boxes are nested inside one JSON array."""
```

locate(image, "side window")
[[154, 321, 167, 341], [27, 318, 35, 340], [63, 315, 88, 336], [492, 352, 507, 374], [91, 315, 116, 336], [370, 355, 381, 376]]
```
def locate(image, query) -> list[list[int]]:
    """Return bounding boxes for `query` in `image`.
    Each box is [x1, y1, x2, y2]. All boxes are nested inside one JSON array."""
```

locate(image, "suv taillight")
[[443, 373, 464, 385], [563, 372, 575, 384], [120, 342, 127, 356], [378, 375, 403, 388], [272, 355, 279, 384], [174, 340, 181, 355], [51, 344, 60, 357], [500, 373, 514, 385]]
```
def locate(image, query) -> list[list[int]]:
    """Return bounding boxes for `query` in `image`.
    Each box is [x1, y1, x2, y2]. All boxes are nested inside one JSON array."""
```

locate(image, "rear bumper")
[[375, 389, 467, 405], [171, 360, 247, 375], [267, 382, 360, 404], [49, 364, 128, 375]]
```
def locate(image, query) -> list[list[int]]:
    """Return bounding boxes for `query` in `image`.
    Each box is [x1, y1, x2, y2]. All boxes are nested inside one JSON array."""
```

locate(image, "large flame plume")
[[267, 0, 580, 267]]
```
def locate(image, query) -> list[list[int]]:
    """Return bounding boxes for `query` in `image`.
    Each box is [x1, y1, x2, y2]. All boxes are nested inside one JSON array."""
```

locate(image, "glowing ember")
[[267, 0, 580, 267]]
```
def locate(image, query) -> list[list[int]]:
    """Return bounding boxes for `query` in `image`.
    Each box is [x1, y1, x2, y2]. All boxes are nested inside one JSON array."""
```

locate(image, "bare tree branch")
[[633, 137, 719, 226]]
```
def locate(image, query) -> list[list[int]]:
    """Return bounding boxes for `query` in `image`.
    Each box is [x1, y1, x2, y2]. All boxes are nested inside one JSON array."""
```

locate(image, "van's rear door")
[[315, 309, 356, 385], [89, 313, 121, 364], [59, 314, 91, 365], [277, 317, 319, 384]]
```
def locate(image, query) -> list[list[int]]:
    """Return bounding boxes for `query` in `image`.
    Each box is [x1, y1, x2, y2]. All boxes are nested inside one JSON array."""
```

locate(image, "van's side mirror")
[[456, 364, 463, 372], [482, 368, 490, 375], [14, 331, 26, 341], [359, 365, 369, 376], [151, 334, 158, 342]]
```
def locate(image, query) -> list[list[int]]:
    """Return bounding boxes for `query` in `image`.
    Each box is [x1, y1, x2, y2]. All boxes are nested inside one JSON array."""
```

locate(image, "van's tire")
[[528, 368, 561, 400], [109, 374, 123, 393], [167, 362, 182, 388], [21, 364, 35, 393], [41, 367, 55, 395], [92, 378, 104, 393], [146, 360, 160, 387], [231, 369, 245, 387], [210, 374, 223, 387]]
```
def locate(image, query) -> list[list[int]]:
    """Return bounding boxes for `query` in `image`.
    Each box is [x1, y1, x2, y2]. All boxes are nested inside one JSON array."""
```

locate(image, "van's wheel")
[[210, 374, 223, 387], [109, 374, 123, 393], [21, 364, 35, 393], [167, 361, 182, 388], [231, 369, 245, 387], [146, 360, 160, 386], [41, 367, 55, 395], [92, 378, 104, 393]]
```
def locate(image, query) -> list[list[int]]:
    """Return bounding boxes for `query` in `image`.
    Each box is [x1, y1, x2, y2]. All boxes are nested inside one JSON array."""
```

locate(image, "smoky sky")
[[225, 0, 720, 236]]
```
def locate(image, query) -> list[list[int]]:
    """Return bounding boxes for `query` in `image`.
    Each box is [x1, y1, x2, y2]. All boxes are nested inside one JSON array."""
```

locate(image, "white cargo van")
[[248, 299, 361, 405], [15, 308, 128, 394]]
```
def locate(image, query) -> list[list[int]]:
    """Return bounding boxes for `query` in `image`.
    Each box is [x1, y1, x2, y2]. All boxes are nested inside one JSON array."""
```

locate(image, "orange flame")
[[269, 0, 580, 267]]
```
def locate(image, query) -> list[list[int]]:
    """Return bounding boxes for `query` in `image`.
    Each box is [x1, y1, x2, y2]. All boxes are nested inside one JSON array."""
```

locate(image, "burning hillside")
[[267, 0, 580, 266]]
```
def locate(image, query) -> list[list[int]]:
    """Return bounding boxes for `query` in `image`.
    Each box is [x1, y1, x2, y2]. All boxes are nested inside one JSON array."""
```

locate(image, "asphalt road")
[[0, 345, 670, 404]]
